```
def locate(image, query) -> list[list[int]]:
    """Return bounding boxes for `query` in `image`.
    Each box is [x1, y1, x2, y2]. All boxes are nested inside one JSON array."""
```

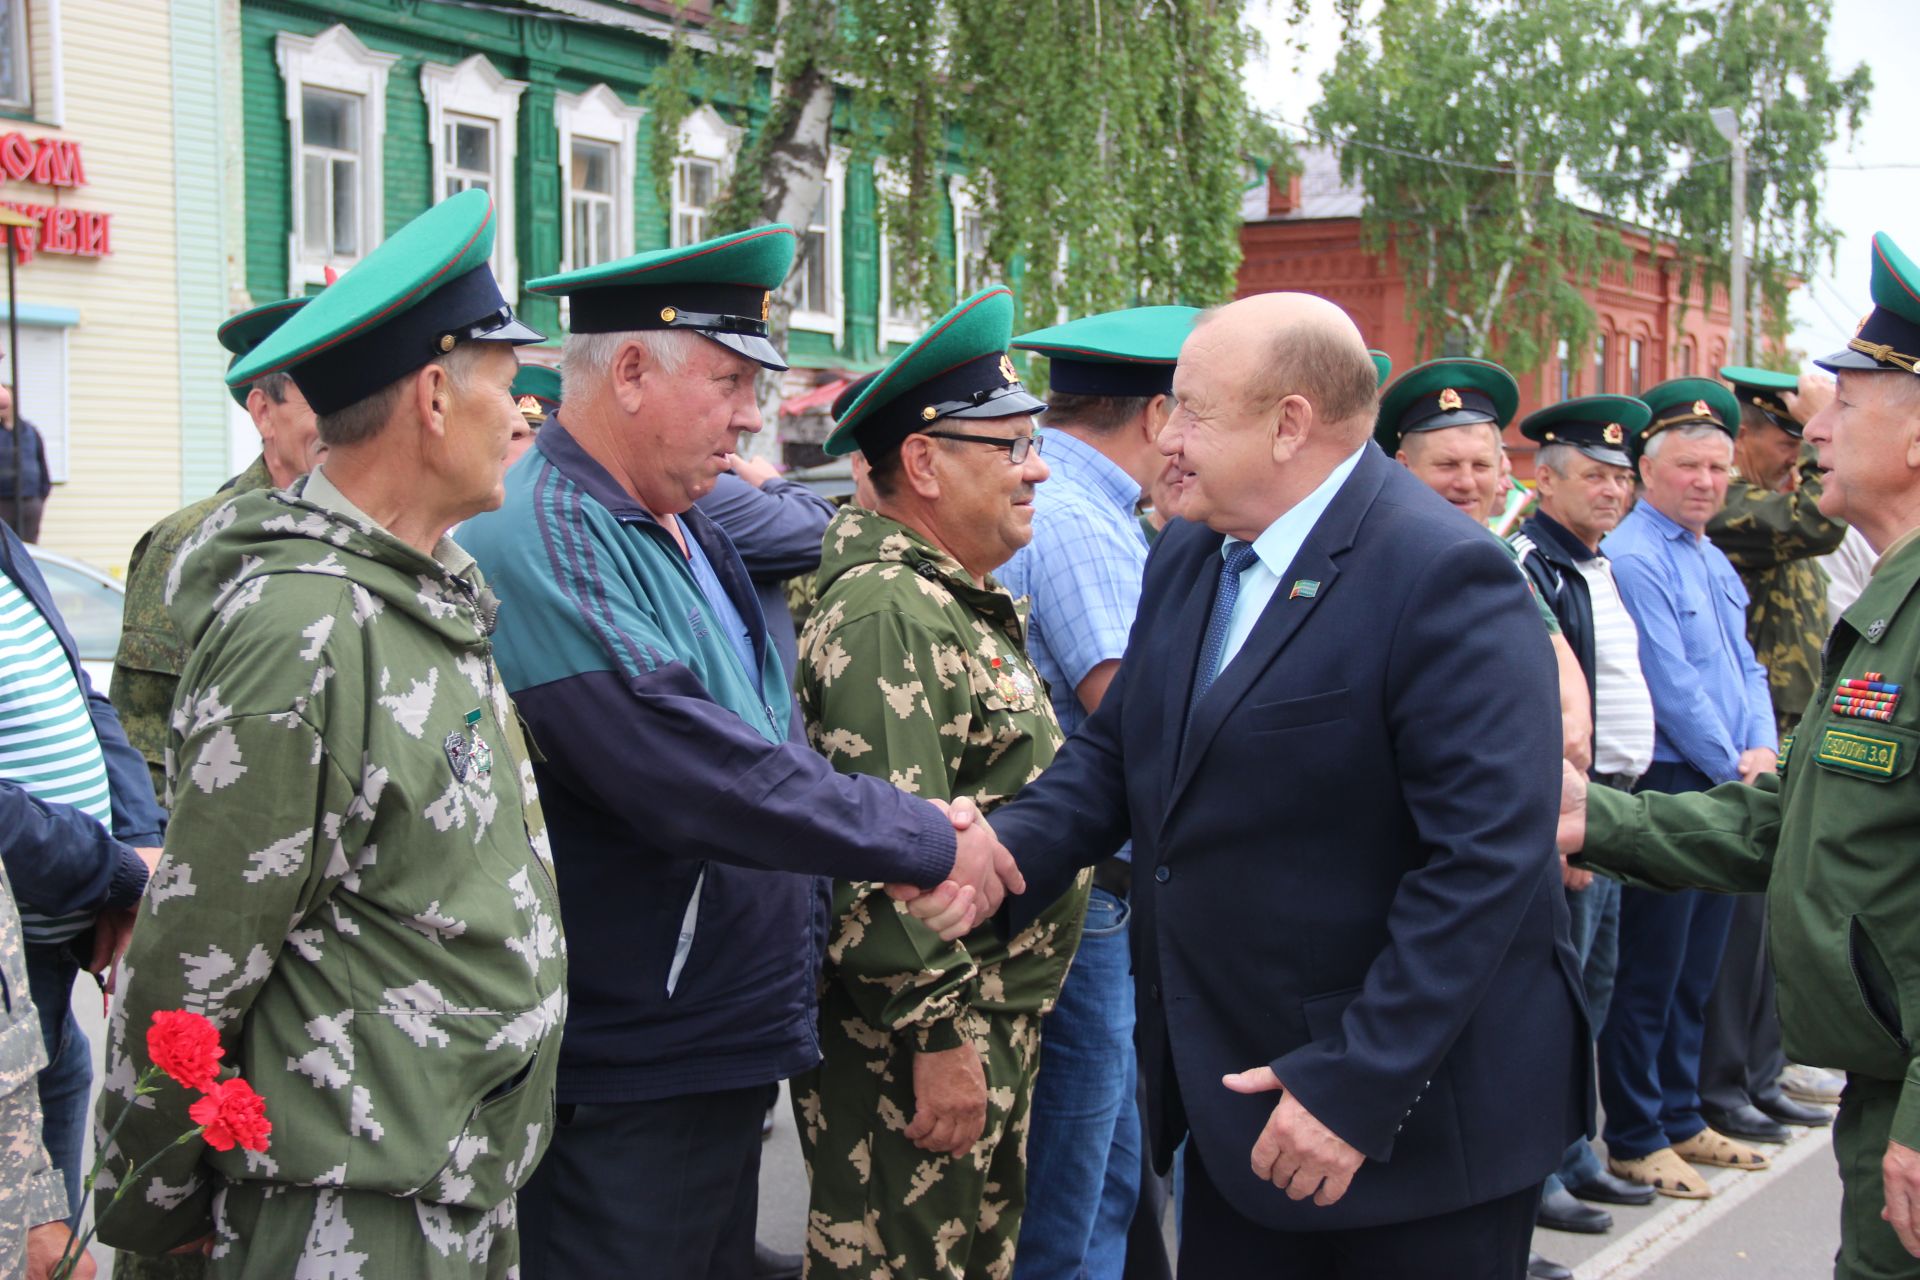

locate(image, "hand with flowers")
[[52, 1010, 269, 1280]]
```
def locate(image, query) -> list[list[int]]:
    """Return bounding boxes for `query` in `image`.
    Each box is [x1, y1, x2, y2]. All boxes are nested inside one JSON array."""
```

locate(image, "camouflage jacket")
[[95, 471, 566, 1254], [1708, 452, 1848, 730], [112, 454, 276, 798], [0, 859, 66, 1234], [795, 507, 1089, 1051]]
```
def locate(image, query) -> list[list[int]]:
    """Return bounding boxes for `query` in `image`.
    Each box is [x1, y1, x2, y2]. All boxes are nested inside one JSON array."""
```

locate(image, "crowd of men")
[[2, 178, 1920, 1280]]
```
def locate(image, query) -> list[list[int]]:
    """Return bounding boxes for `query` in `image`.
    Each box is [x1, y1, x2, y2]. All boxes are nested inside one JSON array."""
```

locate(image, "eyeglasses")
[[922, 430, 1043, 464]]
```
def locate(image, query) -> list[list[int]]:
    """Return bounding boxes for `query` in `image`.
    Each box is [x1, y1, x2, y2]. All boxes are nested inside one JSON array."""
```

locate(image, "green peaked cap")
[[825, 286, 1045, 457], [218, 296, 310, 407], [529, 224, 798, 370], [1519, 395, 1649, 469], [1375, 357, 1519, 453], [1720, 364, 1803, 437], [1369, 349, 1392, 388], [1012, 305, 1198, 398], [227, 189, 542, 414], [512, 364, 561, 422], [1817, 232, 1920, 376], [1637, 376, 1740, 458]]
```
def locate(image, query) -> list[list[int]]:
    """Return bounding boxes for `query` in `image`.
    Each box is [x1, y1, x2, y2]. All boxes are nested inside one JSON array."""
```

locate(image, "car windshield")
[[35, 560, 125, 661]]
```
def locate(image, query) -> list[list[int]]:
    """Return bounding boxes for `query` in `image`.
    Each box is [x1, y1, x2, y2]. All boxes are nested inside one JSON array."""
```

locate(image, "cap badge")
[[1693, 399, 1711, 419], [999, 354, 1019, 385], [761, 291, 771, 323], [660, 306, 678, 324], [1603, 423, 1624, 445], [921, 405, 938, 421], [517, 395, 543, 416], [1438, 387, 1463, 412]]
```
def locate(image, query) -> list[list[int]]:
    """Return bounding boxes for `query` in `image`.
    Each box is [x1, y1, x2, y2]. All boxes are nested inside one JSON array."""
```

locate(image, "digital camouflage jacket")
[[95, 474, 566, 1254], [1708, 452, 1848, 733], [112, 454, 276, 798], [795, 507, 1088, 1052]]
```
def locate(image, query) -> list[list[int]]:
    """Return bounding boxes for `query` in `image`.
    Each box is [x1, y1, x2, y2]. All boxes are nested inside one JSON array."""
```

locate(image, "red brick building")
[[1237, 149, 1735, 467]]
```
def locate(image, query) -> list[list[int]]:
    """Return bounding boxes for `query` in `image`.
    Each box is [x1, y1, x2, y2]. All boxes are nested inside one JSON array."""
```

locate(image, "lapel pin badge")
[[1289, 579, 1321, 600]]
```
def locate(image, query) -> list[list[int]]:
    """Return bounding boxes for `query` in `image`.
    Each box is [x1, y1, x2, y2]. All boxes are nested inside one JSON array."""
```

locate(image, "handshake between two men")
[[910, 797, 1025, 939]]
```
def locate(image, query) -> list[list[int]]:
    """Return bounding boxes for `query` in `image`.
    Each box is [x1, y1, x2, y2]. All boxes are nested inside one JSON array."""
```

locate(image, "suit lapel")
[[1160, 532, 1224, 770], [1164, 445, 1391, 817]]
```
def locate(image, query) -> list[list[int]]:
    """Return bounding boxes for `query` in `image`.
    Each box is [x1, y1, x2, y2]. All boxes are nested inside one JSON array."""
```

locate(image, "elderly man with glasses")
[[790, 286, 1091, 1280]]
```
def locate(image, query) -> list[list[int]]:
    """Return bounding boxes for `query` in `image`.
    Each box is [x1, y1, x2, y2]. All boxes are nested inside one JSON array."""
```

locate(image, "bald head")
[[1160, 291, 1381, 541], [1194, 293, 1380, 442]]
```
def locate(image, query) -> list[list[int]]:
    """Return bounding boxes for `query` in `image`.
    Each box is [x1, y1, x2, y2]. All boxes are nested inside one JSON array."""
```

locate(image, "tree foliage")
[[647, 0, 1268, 333], [1306, 0, 1870, 371]]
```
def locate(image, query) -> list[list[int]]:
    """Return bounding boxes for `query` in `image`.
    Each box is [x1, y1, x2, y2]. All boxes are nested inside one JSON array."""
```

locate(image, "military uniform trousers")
[[793, 984, 1043, 1280], [1834, 1076, 1920, 1279], [206, 1181, 520, 1280]]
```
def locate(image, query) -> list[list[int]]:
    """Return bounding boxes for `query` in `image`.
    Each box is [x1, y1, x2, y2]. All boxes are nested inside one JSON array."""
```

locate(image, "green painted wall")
[[239, 2, 976, 370]]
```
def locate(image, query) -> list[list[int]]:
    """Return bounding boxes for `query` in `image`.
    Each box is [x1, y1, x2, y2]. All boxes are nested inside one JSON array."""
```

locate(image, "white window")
[[557, 85, 642, 273], [422, 54, 526, 293], [949, 176, 991, 300], [0, 310, 72, 484], [278, 25, 396, 292], [671, 105, 741, 247], [874, 165, 922, 347], [0, 0, 29, 112], [786, 149, 846, 341]]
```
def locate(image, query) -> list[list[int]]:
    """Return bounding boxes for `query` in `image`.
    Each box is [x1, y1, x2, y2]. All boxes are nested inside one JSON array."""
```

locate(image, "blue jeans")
[[26, 944, 89, 1223], [1597, 761, 1737, 1161], [1016, 888, 1139, 1280], [1552, 874, 1622, 1191]]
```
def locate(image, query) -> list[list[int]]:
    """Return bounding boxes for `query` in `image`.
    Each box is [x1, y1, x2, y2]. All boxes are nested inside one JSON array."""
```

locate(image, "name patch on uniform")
[[1777, 733, 1793, 776], [1814, 727, 1903, 779]]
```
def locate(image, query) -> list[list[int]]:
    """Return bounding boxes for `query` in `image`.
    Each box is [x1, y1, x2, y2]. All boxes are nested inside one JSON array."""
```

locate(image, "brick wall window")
[[277, 25, 397, 292], [1594, 332, 1611, 393], [1556, 338, 1572, 401]]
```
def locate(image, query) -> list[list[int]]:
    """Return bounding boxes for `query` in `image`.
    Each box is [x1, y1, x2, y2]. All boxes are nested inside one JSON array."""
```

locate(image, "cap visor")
[[944, 388, 1049, 420], [1814, 346, 1892, 374], [702, 330, 789, 372], [1575, 444, 1633, 469], [474, 315, 547, 346]]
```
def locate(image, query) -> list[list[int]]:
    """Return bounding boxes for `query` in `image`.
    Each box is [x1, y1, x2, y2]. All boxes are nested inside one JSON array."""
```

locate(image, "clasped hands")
[[886, 799, 1024, 940]]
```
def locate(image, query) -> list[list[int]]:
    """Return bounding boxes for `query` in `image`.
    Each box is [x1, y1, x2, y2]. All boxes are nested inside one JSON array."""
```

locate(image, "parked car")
[[25, 544, 125, 693]]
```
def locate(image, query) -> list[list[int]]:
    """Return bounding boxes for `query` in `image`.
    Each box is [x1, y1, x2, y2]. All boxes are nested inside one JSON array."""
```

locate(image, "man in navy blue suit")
[[901, 292, 1589, 1278]]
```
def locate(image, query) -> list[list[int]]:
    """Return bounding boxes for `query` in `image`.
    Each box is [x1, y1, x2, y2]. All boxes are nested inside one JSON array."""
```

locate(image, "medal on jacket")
[[445, 708, 494, 782], [990, 655, 1037, 711], [1833, 672, 1902, 723]]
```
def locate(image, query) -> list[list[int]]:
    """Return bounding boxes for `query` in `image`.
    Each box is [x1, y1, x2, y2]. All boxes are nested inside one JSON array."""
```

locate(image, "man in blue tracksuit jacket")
[[0, 521, 164, 1220], [461, 228, 1014, 1279]]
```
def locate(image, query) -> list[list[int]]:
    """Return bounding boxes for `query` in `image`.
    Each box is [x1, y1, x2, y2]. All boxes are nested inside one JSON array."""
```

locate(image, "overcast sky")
[[1241, 0, 1912, 369]]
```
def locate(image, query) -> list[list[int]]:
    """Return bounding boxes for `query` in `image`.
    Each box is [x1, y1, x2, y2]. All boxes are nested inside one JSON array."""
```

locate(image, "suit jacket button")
[[1154, 866, 1171, 884]]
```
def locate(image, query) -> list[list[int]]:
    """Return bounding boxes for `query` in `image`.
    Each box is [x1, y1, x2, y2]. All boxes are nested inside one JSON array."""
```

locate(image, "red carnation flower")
[[146, 1010, 223, 1093], [188, 1078, 272, 1153]]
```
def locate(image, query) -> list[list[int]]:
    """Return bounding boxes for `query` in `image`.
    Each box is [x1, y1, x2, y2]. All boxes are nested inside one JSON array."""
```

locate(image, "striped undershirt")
[[1573, 555, 1656, 779], [0, 567, 111, 943]]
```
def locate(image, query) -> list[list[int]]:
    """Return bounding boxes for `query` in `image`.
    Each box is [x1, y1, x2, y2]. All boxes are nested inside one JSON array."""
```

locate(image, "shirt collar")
[[1039, 429, 1142, 516], [532, 415, 657, 523], [1530, 510, 1600, 562], [1636, 500, 1698, 544], [1226, 445, 1367, 574], [304, 465, 475, 577]]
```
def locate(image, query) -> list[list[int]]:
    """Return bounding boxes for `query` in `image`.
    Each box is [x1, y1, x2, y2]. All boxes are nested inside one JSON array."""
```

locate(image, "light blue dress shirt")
[[1214, 445, 1366, 677], [1602, 499, 1776, 784], [998, 430, 1146, 735]]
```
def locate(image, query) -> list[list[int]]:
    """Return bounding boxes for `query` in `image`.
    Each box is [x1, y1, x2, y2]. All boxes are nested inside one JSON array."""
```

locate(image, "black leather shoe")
[[1756, 1092, 1836, 1127], [752, 1241, 803, 1280], [1537, 1185, 1613, 1234], [1704, 1104, 1792, 1144], [1564, 1169, 1656, 1206], [1528, 1251, 1574, 1280]]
